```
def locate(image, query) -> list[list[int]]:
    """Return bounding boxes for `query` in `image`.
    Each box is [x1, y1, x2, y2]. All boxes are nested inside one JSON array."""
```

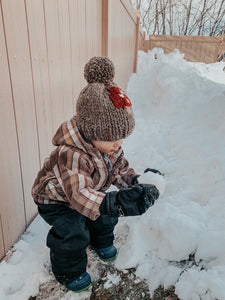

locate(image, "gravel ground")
[[29, 248, 181, 300], [29, 223, 183, 300]]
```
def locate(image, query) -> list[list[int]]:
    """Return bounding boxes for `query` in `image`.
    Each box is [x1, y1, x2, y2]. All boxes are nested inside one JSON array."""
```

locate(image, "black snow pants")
[[38, 204, 118, 284]]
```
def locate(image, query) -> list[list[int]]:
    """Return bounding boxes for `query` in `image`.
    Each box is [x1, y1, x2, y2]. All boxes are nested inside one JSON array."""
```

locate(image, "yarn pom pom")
[[84, 56, 115, 84]]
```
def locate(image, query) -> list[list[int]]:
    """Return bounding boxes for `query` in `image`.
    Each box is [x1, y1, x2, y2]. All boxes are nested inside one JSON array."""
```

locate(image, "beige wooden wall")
[[143, 34, 224, 63], [107, 0, 139, 89], [0, 0, 139, 260], [138, 31, 145, 52]]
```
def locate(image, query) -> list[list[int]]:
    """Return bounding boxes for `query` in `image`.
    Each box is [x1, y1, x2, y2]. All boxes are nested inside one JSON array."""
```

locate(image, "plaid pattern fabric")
[[32, 117, 137, 220]]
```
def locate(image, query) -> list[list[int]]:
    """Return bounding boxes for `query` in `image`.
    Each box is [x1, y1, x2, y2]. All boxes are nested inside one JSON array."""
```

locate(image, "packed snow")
[[0, 49, 224, 300]]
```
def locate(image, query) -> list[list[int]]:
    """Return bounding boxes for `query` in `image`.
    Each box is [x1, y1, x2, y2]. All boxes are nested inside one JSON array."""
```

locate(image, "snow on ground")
[[0, 216, 50, 300], [0, 49, 225, 300], [119, 49, 225, 300]]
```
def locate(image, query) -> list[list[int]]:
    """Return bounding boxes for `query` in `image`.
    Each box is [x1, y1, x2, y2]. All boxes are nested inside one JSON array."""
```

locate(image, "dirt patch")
[[90, 266, 180, 300], [30, 255, 180, 300]]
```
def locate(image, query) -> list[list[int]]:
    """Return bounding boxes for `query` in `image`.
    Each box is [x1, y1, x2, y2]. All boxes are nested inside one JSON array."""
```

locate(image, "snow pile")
[[116, 49, 225, 299], [0, 49, 224, 300], [189, 61, 225, 85], [0, 216, 50, 300]]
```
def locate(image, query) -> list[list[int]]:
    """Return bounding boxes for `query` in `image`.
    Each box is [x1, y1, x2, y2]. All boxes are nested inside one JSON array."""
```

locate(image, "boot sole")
[[98, 255, 117, 262], [72, 283, 91, 293]]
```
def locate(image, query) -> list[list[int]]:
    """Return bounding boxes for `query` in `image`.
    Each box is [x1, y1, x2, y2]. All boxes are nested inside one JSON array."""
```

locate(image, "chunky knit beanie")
[[76, 56, 135, 141]]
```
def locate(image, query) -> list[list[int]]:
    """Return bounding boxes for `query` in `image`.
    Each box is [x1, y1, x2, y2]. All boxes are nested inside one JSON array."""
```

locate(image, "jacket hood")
[[52, 117, 94, 154], [52, 116, 123, 162]]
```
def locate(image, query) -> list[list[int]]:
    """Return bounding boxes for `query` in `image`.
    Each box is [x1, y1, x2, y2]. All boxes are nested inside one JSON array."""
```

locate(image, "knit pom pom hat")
[[76, 56, 135, 141]]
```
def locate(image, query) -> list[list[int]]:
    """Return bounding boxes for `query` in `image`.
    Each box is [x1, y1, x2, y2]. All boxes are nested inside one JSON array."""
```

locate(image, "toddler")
[[32, 57, 160, 292]]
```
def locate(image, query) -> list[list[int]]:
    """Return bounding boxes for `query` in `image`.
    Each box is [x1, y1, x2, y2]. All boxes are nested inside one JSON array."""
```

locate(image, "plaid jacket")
[[32, 117, 137, 220]]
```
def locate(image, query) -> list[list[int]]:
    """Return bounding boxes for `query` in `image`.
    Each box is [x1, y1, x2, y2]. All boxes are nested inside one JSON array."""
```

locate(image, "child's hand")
[[138, 184, 159, 213], [137, 168, 166, 196], [99, 184, 159, 217]]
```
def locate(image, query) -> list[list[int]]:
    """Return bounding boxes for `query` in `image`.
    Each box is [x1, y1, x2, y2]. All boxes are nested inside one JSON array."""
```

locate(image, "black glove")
[[99, 184, 159, 217], [144, 168, 164, 176]]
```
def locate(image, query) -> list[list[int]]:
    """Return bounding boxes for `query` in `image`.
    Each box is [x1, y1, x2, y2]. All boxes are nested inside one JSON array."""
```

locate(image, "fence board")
[[85, 0, 94, 60], [218, 35, 225, 61], [44, 0, 69, 131], [68, 0, 82, 105], [121, 0, 137, 22], [85, 0, 102, 60], [25, 0, 54, 164], [108, 1, 122, 83], [57, 0, 74, 119], [125, 7, 137, 75], [1, 0, 39, 225], [0, 216, 4, 259], [144, 35, 222, 63], [69, 0, 103, 106], [138, 31, 145, 51], [93, 0, 102, 56], [220, 35, 225, 55], [77, 0, 88, 89], [102, 0, 109, 56], [0, 3, 26, 252], [108, 0, 138, 90]]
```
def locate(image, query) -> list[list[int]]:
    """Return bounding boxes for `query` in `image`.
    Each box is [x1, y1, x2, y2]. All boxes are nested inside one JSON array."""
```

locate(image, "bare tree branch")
[[209, 0, 225, 35], [183, 0, 193, 35], [131, 0, 225, 36]]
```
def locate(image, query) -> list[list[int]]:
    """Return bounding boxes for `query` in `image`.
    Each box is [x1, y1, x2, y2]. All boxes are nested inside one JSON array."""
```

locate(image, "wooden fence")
[[143, 34, 225, 63], [0, 0, 139, 260]]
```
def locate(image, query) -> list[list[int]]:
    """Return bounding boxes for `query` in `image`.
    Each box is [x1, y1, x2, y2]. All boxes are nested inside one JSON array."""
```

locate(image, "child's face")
[[92, 139, 123, 155]]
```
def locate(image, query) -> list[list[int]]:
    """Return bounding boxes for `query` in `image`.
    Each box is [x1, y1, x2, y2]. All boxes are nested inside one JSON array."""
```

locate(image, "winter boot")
[[95, 245, 117, 261], [65, 272, 91, 292]]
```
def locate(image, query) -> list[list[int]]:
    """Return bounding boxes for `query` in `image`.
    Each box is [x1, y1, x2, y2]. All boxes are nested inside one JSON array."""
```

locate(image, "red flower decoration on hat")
[[108, 87, 132, 109]]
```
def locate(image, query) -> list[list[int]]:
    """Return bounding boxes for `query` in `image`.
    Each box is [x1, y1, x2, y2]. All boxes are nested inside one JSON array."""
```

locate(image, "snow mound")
[[0, 216, 50, 300], [118, 49, 225, 299]]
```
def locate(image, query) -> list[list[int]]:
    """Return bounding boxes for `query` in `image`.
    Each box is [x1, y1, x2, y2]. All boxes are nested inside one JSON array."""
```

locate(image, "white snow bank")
[[0, 216, 50, 300], [117, 49, 225, 299]]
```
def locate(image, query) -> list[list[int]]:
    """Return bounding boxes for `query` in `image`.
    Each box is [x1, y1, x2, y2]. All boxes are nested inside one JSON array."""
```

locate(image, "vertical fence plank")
[[69, 0, 82, 104], [44, 0, 66, 131], [102, 0, 108, 56], [125, 7, 137, 76], [108, 0, 122, 83], [25, 0, 54, 164], [86, 0, 102, 60], [93, 0, 102, 56], [77, 0, 87, 89], [1, 0, 39, 226], [108, 0, 137, 90], [0, 2, 26, 252], [69, 0, 102, 104], [0, 215, 4, 259], [85, 0, 94, 60], [57, 0, 74, 119], [134, 11, 140, 73], [219, 35, 225, 59]]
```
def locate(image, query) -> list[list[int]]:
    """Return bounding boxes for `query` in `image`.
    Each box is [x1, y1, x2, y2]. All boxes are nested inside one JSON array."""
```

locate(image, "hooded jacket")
[[32, 117, 137, 220]]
